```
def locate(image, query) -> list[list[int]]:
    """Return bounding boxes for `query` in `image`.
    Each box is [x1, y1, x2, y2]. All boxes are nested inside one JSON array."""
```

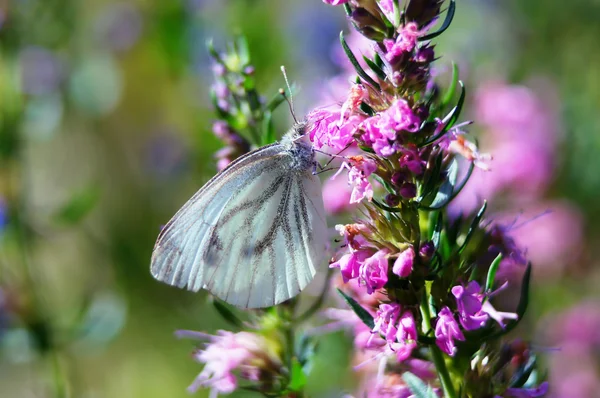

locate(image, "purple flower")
[[498, 382, 549, 398], [481, 301, 518, 328], [383, 22, 420, 63], [360, 249, 389, 294], [451, 281, 489, 331], [331, 249, 373, 283], [392, 247, 415, 278], [370, 304, 417, 361], [391, 310, 418, 361], [434, 307, 465, 356], [371, 303, 402, 343]]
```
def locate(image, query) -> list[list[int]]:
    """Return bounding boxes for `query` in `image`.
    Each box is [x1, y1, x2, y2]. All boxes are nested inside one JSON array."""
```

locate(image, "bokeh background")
[[1, 0, 600, 397]]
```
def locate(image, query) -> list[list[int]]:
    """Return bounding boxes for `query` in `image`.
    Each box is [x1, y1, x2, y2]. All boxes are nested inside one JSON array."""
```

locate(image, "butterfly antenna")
[[280, 65, 298, 123]]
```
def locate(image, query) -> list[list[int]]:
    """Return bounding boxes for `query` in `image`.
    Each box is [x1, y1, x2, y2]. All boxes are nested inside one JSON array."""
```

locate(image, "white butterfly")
[[150, 122, 328, 309]]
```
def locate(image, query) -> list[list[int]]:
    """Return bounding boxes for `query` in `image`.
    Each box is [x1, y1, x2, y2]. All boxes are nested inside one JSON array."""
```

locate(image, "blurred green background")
[[1, 0, 599, 397]]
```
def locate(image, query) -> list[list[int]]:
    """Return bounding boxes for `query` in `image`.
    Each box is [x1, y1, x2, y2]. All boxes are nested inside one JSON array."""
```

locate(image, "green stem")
[[50, 350, 70, 398], [420, 301, 457, 398]]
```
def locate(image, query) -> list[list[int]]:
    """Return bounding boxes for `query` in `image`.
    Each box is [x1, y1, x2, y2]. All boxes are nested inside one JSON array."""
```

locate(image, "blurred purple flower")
[[0, 197, 7, 232], [19, 47, 63, 96], [176, 330, 280, 396], [502, 201, 583, 277], [145, 131, 189, 178], [435, 307, 465, 356], [94, 3, 143, 53], [322, 176, 354, 214]]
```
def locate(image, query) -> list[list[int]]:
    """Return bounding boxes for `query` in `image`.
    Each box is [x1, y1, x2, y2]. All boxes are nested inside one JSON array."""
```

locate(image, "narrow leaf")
[[459, 200, 487, 254], [431, 212, 443, 249], [419, 81, 465, 147], [441, 62, 459, 108], [288, 358, 307, 392], [212, 299, 244, 328], [363, 56, 387, 81], [419, 0, 456, 41], [339, 31, 381, 91], [485, 253, 503, 294], [490, 263, 532, 338], [426, 158, 459, 209], [54, 186, 100, 225], [402, 372, 431, 398], [337, 288, 374, 329]]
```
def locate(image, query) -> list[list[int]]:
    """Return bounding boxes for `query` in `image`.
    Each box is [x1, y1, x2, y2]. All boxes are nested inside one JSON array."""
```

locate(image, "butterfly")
[[150, 121, 328, 309]]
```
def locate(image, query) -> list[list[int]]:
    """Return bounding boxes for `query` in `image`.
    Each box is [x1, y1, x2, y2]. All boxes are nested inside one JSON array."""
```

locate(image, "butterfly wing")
[[150, 143, 327, 308]]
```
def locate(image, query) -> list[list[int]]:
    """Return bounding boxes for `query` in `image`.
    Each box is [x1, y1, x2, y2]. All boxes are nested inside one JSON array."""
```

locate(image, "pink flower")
[[335, 223, 370, 250], [392, 247, 415, 278], [371, 303, 402, 344], [360, 249, 389, 294], [451, 281, 489, 331], [176, 330, 276, 396], [361, 115, 397, 157], [307, 108, 363, 151], [383, 22, 420, 63], [334, 155, 378, 204], [331, 249, 373, 283], [370, 304, 417, 361], [434, 307, 465, 356], [322, 0, 349, 5], [379, 99, 421, 135], [391, 310, 418, 361]]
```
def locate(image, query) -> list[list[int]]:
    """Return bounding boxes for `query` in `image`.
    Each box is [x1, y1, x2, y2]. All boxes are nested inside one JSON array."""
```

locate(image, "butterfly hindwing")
[[150, 140, 327, 308]]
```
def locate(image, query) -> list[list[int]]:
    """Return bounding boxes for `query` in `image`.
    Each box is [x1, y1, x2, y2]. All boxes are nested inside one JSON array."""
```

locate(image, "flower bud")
[[350, 8, 388, 41], [399, 182, 417, 198]]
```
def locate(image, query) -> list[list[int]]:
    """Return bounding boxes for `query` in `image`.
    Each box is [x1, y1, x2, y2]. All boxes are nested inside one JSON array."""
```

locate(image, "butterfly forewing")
[[150, 137, 327, 308]]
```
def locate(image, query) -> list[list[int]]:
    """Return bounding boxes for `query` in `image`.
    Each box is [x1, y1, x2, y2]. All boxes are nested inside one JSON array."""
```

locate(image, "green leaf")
[[419, 81, 465, 147], [265, 90, 286, 113], [261, 112, 277, 146], [419, 0, 456, 41], [288, 358, 307, 392], [490, 263, 532, 338], [343, 3, 352, 16], [431, 212, 443, 249], [427, 157, 459, 209], [54, 185, 100, 225], [402, 372, 436, 398], [372, 198, 403, 213], [485, 253, 503, 294], [339, 31, 381, 91], [336, 288, 374, 329], [441, 63, 459, 108], [360, 101, 376, 116], [458, 200, 487, 254], [363, 56, 387, 81], [235, 35, 250, 66], [212, 299, 244, 328]]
